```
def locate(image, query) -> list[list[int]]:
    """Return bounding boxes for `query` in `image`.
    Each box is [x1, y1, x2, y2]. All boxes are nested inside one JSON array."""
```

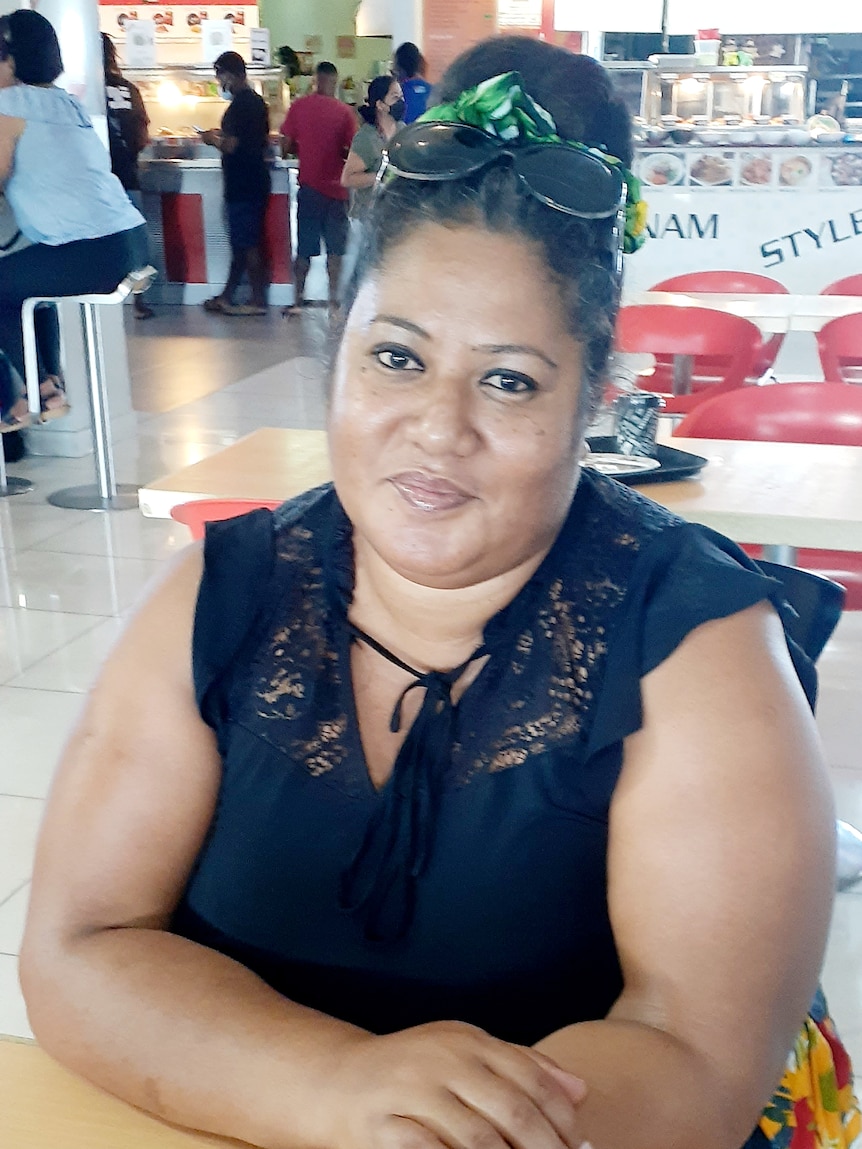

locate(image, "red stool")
[[170, 497, 283, 541]]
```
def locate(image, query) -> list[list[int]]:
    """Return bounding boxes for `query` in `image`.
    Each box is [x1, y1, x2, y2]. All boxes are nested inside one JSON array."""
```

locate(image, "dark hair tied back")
[[358, 76, 394, 125]]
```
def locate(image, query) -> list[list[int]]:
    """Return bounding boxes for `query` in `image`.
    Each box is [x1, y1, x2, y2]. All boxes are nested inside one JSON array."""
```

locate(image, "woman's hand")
[[317, 1021, 588, 1149]]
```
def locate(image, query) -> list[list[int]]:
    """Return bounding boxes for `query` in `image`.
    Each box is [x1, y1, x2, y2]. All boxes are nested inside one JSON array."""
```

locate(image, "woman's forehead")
[[351, 224, 573, 344]]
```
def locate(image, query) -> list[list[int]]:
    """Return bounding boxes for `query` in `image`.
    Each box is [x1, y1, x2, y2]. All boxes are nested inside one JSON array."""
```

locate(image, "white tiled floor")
[[0, 307, 860, 1088]]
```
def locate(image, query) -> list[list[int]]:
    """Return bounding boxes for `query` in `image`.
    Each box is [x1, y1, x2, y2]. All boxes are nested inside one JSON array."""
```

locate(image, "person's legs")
[[0, 226, 148, 411], [208, 200, 268, 315], [322, 197, 350, 309], [285, 186, 321, 317], [33, 303, 68, 418], [0, 352, 26, 427], [222, 248, 248, 305], [326, 256, 343, 307], [247, 246, 267, 309], [126, 191, 155, 318], [34, 304, 61, 378]]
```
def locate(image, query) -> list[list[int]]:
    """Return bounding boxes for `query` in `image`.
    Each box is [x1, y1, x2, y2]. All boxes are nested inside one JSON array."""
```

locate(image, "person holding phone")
[[199, 51, 270, 316]]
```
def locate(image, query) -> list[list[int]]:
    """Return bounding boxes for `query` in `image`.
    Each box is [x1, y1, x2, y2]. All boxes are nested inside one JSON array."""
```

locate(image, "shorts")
[[296, 186, 349, 259], [226, 197, 268, 250]]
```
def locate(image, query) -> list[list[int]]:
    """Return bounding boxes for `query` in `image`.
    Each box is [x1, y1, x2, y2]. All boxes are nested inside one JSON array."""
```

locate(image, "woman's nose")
[[408, 373, 479, 456]]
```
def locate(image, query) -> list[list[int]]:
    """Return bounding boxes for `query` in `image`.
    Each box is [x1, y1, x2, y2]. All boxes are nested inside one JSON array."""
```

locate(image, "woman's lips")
[[389, 472, 474, 512]]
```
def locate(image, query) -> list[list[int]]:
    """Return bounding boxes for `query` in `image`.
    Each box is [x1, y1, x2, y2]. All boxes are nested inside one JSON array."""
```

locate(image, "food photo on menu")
[[739, 152, 775, 187], [636, 151, 686, 186], [688, 150, 736, 187], [778, 153, 815, 187]]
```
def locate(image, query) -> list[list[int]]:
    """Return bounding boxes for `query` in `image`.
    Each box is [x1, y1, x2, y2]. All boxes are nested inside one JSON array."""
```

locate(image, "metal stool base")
[[47, 483, 139, 511], [0, 476, 34, 497]]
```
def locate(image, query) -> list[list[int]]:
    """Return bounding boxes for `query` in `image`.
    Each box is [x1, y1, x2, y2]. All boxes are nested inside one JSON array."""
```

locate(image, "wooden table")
[[626, 291, 862, 335], [139, 428, 862, 557], [0, 1037, 238, 1148], [138, 429, 332, 520]]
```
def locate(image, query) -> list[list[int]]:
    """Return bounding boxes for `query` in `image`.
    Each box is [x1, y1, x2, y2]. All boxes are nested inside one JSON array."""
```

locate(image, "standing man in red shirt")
[[280, 62, 357, 316]]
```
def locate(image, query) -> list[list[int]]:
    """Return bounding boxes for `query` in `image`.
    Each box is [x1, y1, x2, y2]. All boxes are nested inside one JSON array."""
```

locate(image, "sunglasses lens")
[[516, 147, 623, 217], [387, 122, 500, 179]]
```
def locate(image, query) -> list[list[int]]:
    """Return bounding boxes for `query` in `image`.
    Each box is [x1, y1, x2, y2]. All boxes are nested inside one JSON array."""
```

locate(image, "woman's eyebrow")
[[373, 314, 431, 339], [475, 344, 559, 370]]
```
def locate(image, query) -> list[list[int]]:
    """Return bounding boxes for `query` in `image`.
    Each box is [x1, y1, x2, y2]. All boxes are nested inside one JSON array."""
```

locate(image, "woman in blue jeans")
[[0, 9, 147, 429]]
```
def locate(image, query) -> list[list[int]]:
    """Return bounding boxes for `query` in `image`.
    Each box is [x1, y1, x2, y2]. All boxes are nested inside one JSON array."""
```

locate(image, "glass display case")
[[653, 64, 807, 124], [128, 64, 287, 142], [604, 61, 659, 122]]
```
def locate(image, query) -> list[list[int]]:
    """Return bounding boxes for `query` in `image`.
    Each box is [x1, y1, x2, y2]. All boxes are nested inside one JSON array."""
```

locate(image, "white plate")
[[638, 152, 685, 187], [583, 452, 662, 477]]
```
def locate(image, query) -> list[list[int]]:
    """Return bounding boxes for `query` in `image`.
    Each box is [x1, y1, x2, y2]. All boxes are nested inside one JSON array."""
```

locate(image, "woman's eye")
[[481, 371, 537, 396], [372, 344, 424, 372]]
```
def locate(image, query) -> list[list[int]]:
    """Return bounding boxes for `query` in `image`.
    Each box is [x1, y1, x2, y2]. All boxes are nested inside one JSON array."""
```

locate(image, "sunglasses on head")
[[382, 121, 627, 225]]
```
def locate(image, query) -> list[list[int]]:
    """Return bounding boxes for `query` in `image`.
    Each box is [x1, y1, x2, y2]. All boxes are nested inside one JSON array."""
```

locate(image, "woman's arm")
[[341, 147, 376, 189], [0, 114, 25, 185], [534, 601, 835, 1149], [20, 548, 373, 1148], [21, 548, 588, 1149]]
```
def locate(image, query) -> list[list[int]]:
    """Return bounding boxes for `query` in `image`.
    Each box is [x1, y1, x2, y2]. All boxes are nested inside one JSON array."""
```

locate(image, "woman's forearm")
[[534, 1018, 764, 1149], [21, 928, 368, 1149], [342, 170, 376, 190]]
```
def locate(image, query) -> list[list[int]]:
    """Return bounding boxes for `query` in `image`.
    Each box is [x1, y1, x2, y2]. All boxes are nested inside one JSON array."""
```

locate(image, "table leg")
[[762, 544, 797, 565], [672, 354, 694, 396]]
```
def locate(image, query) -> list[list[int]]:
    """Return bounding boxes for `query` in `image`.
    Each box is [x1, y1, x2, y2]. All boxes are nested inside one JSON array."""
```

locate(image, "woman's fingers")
[[450, 1062, 586, 1149], [524, 1048, 588, 1104], [383, 1100, 514, 1149]]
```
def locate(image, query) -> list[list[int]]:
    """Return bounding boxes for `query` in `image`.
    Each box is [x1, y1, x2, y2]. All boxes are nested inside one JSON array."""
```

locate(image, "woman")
[[20, 37, 859, 1149], [102, 32, 154, 321], [341, 75, 404, 222], [0, 9, 147, 428]]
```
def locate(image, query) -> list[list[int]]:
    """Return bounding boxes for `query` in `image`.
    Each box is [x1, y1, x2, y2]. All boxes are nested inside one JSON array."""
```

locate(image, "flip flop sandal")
[[0, 397, 30, 433], [39, 376, 70, 423], [133, 302, 155, 320], [202, 296, 229, 313], [220, 303, 267, 316]]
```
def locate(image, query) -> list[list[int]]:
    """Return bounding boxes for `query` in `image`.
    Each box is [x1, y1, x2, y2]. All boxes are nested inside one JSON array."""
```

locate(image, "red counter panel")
[[161, 193, 207, 284]]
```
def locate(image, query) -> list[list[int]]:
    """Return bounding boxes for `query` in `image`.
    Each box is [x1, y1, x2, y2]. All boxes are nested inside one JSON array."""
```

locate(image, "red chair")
[[817, 313, 862, 385], [651, 271, 788, 379], [614, 305, 761, 415], [170, 497, 283, 540], [820, 275, 862, 296], [674, 383, 862, 608]]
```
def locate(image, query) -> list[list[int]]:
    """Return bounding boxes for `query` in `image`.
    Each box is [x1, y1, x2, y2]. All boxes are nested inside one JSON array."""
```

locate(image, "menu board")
[[498, 0, 542, 27], [635, 147, 862, 192], [624, 145, 862, 295], [423, 0, 497, 83]]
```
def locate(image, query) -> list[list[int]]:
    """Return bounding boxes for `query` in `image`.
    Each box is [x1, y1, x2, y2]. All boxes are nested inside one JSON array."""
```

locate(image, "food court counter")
[[137, 157, 299, 306], [625, 143, 862, 296]]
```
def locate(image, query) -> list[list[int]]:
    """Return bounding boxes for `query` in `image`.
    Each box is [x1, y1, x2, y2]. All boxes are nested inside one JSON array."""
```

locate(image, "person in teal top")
[[0, 9, 147, 428]]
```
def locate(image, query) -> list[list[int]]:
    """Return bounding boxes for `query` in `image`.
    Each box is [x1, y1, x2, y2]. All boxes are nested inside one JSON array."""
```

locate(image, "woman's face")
[[378, 81, 403, 118], [329, 223, 586, 590], [0, 55, 15, 90]]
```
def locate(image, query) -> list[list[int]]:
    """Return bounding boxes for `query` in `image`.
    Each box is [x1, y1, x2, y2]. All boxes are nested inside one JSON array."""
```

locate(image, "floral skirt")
[[746, 990, 861, 1148]]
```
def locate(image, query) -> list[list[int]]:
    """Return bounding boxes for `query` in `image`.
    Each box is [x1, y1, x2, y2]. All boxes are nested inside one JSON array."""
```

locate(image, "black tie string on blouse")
[[339, 621, 488, 943]]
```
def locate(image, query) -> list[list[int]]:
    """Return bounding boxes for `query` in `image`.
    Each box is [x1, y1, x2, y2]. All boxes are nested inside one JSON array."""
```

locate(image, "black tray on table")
[[585, 436, 709, 485]]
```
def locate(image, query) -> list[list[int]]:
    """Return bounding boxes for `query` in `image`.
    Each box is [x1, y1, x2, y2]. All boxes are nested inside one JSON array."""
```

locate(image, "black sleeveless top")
[[171, 472, 808, 1047]]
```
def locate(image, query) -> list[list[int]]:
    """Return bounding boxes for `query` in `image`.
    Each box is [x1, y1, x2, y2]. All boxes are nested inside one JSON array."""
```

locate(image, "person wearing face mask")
[[341, 76, 404, 224], [280, 61, 357, 316], [199, 51, 270, 316]]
